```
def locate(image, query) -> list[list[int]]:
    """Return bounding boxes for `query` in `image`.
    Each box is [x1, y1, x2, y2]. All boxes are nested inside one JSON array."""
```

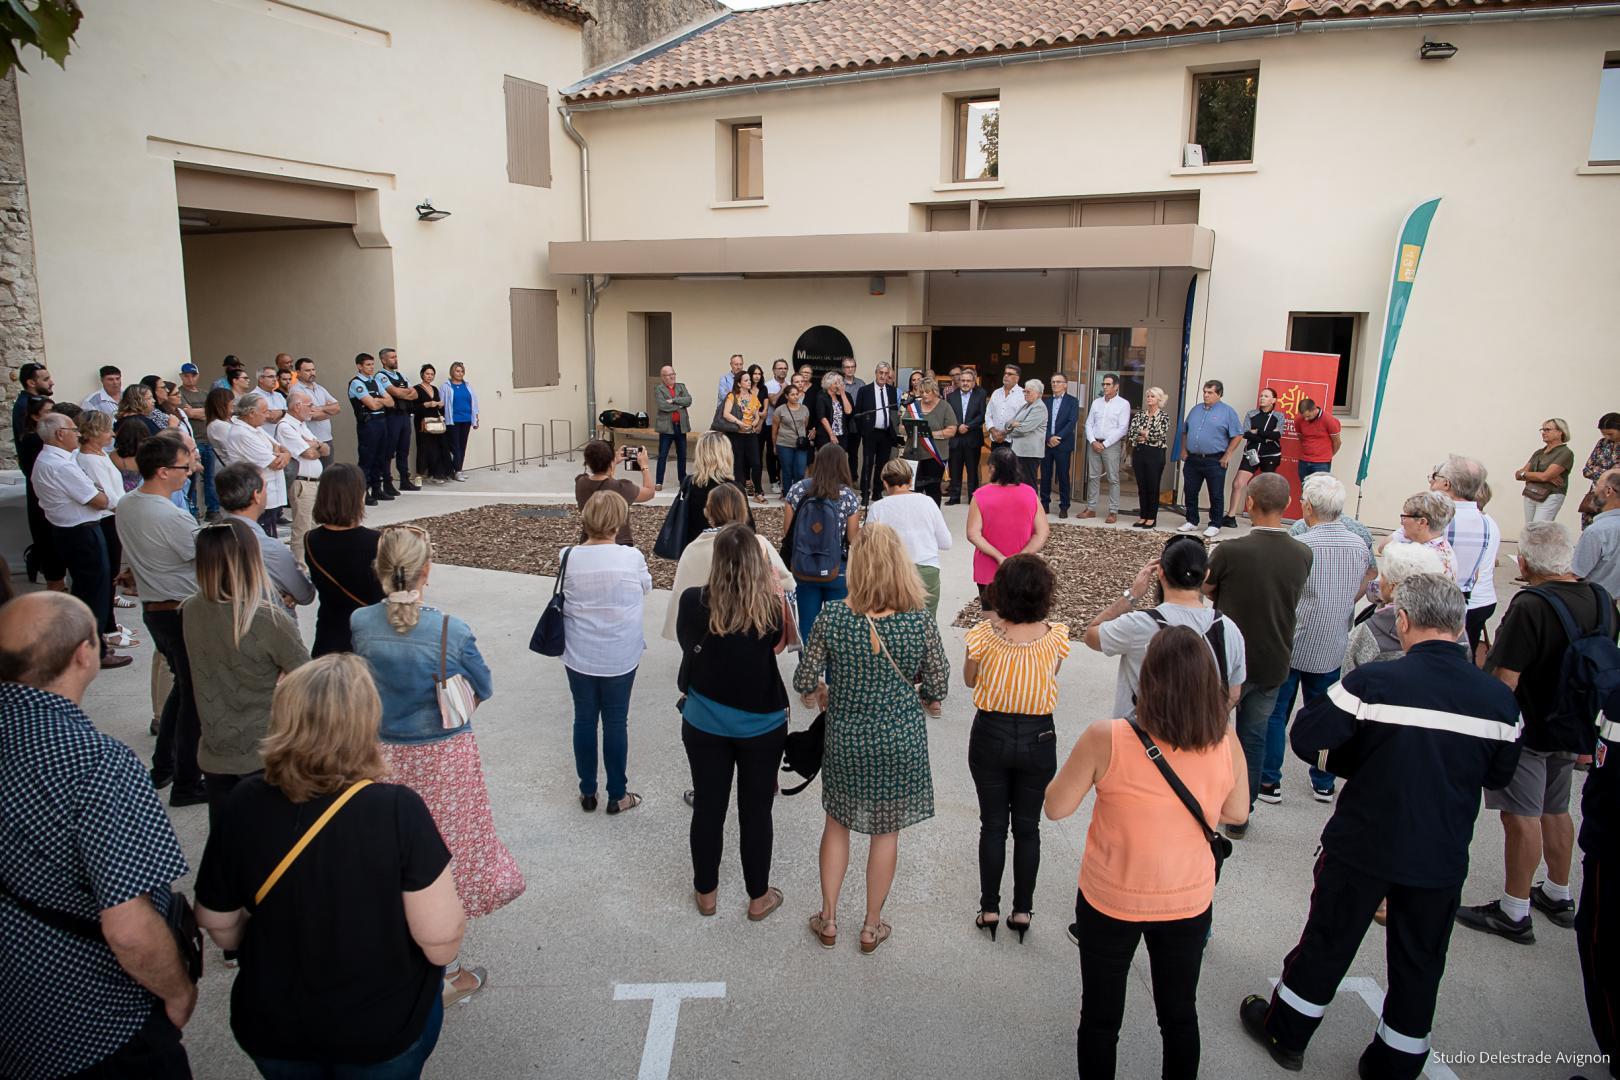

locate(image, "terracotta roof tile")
[[567, 0, 1596, 100]]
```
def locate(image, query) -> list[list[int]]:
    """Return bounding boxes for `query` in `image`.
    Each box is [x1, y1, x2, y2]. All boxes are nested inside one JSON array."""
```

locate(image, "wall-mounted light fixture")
[[1420, 39, 1458, 60], [415, 199, 451, 222]]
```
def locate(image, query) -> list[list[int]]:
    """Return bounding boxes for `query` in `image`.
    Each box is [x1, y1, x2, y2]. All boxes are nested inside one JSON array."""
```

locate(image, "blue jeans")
[[193, 442, 220, 516], [777, 445, 808, 495], [254, 993, 442, 1079], [566, 666, 637, 801], [656, 431, 686, 486], [1261, 667, 1340, 791], [795, 571, 847, 645], [1297, 459, 1333, 481], [1234, 680, 1282, 809], [1182, 454, 1226, 526]]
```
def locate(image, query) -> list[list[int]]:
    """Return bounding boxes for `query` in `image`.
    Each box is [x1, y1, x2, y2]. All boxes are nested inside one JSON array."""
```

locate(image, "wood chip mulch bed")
[[402, 502, 1168, 639]]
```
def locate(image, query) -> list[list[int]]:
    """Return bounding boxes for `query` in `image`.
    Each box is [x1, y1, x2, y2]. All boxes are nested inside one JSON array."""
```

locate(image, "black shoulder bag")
[[1125, 720, 1233, 882], [1, 877, 203, 982], [529, 546, 571, 656]]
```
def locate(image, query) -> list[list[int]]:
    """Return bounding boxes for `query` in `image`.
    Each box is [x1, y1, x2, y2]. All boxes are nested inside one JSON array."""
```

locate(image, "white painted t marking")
[[614, 982, 726, 1080], [1270, 976, 1460, 1080]]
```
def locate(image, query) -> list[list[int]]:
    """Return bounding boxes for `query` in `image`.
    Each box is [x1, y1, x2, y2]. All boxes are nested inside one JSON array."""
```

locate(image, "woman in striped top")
[[962, 554, 1070, 942]]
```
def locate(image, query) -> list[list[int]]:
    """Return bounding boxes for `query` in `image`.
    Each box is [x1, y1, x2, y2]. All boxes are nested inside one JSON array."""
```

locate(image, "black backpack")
[[1133, 610, 1230, 710], [1524, 584, 1620, 755]]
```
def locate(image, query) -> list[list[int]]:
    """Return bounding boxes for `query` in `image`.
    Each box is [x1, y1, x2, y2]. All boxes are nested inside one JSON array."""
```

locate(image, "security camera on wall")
[[1183, 143, 1205, 168]]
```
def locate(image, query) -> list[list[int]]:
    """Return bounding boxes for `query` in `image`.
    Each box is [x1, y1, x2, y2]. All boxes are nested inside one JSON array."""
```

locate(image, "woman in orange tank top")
[[1044, 626, 1248, 1080]]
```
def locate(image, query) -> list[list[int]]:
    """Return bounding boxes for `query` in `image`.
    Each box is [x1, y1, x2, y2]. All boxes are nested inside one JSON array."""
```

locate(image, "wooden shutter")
[[504, 76, 551, 188], [511, 288, 559, 388]]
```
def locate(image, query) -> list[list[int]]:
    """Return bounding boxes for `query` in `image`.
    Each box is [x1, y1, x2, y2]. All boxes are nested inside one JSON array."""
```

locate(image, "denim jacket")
[[350, 604, 495, 744]]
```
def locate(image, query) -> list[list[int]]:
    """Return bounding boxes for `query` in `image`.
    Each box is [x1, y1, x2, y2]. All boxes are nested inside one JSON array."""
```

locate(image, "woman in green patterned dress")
[[794, 523, 949, 955]]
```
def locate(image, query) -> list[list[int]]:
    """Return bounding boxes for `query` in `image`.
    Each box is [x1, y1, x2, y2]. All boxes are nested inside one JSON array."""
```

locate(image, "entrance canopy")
[[548, 224, 1213, 277]]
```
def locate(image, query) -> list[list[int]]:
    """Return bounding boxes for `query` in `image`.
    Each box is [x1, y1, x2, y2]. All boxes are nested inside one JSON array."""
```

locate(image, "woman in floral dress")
[[1580, 412, 1620, 528], [794, 523, 949, 955]]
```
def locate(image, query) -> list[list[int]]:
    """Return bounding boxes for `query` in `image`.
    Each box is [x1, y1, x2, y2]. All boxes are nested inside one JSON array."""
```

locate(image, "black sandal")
[[606, 792, 643, 815]]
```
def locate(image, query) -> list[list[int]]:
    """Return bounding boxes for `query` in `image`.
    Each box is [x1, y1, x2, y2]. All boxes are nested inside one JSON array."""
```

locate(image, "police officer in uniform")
[[376, 346, 419, 495], [349, 353, 390, 506], [1239, 573, 1522, 1080]]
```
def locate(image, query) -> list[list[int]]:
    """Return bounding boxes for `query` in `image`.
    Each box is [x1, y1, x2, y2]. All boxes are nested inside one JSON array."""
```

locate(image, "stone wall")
[[584, 0, 723, 72], [0, 72, 44, 468]]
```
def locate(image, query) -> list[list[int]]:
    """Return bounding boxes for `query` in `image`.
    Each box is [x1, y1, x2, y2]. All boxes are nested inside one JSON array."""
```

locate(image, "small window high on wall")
[[1590, 57, 1620, 165], [732, 123, 764, 200], [954, 95, 1000, 181], [1191, 70, 1258, 164], [1287, 312, 1360, 413]]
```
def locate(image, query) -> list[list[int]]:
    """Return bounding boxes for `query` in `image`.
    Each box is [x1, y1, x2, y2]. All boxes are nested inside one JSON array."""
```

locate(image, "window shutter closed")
[[511, 288, 559, 389], [505, 76, 551, 188]]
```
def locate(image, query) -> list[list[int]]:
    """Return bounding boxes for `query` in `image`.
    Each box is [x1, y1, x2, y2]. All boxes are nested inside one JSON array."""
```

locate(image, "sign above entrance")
[[792, 325, 854, 373]]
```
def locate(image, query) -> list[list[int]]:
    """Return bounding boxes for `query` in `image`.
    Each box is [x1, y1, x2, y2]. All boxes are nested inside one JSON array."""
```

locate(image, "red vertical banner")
[[1258, 350, 1341, 519]]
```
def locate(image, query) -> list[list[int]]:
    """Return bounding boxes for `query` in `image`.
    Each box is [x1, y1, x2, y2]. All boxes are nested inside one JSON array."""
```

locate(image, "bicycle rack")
[[521, 422, 548, 467], [490, 427, 517, 473], [549, 418, 575, 463]]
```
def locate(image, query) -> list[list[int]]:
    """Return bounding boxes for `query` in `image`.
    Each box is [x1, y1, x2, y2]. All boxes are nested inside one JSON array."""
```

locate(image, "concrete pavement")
[[72, 466, 1599, 1079]]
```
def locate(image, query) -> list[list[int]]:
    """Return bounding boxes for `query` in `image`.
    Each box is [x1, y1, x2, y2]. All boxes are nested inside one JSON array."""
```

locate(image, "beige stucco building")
[[555, 0, 1620, 535]]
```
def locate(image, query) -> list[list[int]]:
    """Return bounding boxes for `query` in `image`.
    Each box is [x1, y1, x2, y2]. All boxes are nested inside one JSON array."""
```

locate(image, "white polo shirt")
[[32, 444, 105, 528], [275, 416, 325, 480], [986, 386, 1024, 433], [297, 380, 339, 442]]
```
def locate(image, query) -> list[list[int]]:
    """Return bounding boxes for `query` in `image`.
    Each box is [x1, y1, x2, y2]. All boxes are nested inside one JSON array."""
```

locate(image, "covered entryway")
[[175, 168, 397, 464]]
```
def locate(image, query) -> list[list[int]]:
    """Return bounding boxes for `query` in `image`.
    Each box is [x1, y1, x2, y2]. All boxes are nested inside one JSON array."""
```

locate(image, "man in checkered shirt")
[[1258, 473, 1375, 804], [0, 593, 195, 1079]]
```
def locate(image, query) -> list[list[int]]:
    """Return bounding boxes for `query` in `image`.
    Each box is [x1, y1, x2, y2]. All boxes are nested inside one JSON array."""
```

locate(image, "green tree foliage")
[[0, 0, 82, 79], [1195, 73, 1257, 163], [979, 106, 999, 179]]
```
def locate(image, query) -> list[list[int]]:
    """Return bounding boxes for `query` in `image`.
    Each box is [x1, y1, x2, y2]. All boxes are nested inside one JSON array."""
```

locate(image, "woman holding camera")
[[575, 438, 654, 546]]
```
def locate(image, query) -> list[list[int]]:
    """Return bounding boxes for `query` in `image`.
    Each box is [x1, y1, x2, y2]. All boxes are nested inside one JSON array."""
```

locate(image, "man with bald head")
[[0, 593, 195, 1078]]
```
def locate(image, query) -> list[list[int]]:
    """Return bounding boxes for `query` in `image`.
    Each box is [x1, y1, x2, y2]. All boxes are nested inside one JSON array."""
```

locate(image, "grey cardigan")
[[653, 382, 694, 434], [1005, 399, 1050, 459]]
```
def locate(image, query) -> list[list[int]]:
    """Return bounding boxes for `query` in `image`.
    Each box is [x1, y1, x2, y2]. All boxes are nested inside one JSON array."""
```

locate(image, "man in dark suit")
[[1041, 372, 1080, 518], [855, 363, 901, 503], [945, 368, 987, 504]]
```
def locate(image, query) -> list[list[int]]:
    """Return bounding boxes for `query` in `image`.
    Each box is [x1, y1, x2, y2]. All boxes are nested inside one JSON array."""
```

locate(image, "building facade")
[[8, 0, 596, 468], [556, 0, 1620, 536]]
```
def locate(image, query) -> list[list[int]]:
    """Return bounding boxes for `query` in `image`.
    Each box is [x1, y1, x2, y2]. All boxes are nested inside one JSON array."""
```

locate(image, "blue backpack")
[[792, 496, 845, 581], [1525, 584, 1620, 755]]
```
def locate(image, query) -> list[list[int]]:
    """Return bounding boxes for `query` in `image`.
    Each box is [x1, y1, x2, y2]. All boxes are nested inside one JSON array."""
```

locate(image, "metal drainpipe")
[[558, 105, 601, 439]]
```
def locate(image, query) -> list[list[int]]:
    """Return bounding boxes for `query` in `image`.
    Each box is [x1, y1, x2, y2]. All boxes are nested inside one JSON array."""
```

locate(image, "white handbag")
[[433, 614, 478, 729]]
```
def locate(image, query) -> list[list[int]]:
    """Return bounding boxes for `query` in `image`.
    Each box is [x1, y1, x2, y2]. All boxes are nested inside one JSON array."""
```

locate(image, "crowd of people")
[[5, 351, 1620, 1080]]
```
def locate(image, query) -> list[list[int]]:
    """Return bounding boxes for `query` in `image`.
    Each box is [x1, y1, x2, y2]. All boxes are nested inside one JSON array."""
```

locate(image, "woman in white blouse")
[[864, 458, 953, 616], [561, 490, 653, 815]]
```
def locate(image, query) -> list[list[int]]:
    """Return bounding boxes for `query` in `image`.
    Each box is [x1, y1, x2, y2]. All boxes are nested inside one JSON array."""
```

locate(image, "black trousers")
[[449, 421, 472, 473], [916, 457, 945, 504], [1465, 603, 1496, 655], [1261, 851, 1457, 1080], [144, 608, 202, 789], [967, 710, 1056, 913], [761, 427, 778, 485], [56, 521, 113, 638], [1577, 852, 1620, 1077], [417, 429, 454, 480], [25, 485, 67, 581], [383, 409, 412, 483], [204, 770, 257, 834], [728, 432, 762, 494], [64, 1006, 190, 1079], [1182, 454, 1225, 526], [843, 430, 862, 492], [947, 438, 981, 501], [98, 517, 122, 590], [681, 719, 786, 899], [1132, 446, 1166, 521], [1075, 887, 1210, 1080], [860, 430, 897, 502], [356, 416, 386, 488], [1018, 456, 1041, 491]]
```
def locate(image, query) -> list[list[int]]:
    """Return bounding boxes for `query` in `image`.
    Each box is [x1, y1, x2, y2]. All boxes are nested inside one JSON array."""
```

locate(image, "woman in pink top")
[[1045, 627, 1248, 1080], [965, 446, 1048, 614]]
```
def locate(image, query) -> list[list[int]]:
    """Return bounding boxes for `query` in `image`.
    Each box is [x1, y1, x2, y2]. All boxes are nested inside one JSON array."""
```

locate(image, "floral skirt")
[[381, 730, 526, 918]]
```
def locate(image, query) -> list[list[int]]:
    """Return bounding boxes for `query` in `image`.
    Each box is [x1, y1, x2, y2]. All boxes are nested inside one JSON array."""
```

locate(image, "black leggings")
[[967, 710, 1056, 913], [1466, 602, 1496, 655], [1132, 446, 1166, 521], [681, 719, 786, 899], [1075, 888, 1211, 1080]]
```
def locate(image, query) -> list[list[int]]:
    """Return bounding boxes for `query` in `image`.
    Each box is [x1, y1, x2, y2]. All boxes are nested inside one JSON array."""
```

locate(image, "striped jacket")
[[1292, 640, 1522, 889]]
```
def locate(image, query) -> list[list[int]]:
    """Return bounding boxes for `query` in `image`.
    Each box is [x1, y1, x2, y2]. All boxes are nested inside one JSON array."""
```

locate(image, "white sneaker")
[[454, 472, 468, 482], [1203, 525, 1220, 538], [1176, 522, 1198, 534], [113, 595, 137, 609]]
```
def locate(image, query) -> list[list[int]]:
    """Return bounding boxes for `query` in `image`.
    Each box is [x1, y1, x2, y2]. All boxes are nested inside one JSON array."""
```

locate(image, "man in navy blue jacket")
[[1240, 573, 1522, 1080], [1040, 373, 1080, 518]]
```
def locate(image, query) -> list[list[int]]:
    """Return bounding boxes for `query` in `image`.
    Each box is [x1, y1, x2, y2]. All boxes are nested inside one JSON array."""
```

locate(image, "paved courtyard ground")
[[75, 468, 1604, 1079]]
